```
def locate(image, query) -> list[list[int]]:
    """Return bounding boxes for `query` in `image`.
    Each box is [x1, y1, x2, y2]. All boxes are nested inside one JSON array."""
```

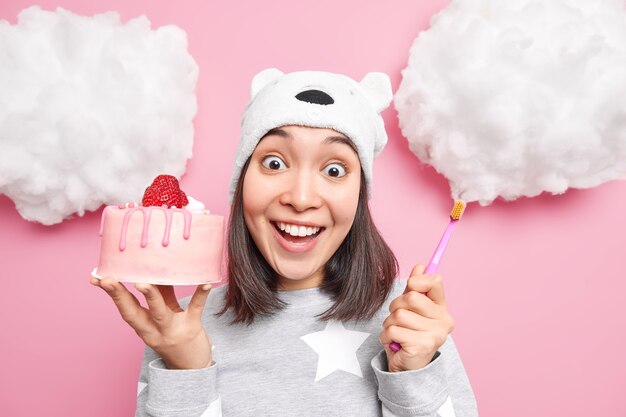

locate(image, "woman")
[[91, 68, 478, 416]]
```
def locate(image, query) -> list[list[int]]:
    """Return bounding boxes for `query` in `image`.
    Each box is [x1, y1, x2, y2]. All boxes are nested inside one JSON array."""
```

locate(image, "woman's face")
[[242, 125, 361, 291]]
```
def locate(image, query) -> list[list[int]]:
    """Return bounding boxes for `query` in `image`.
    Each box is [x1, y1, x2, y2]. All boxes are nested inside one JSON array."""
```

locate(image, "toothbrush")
[[389, 199, 467, 353]]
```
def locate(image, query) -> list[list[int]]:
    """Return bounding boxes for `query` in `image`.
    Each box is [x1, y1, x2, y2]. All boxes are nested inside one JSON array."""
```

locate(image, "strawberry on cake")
[[93, 175, 224, 285]]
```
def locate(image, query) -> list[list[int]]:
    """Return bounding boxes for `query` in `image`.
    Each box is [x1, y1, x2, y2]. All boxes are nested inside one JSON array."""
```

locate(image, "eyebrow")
[[264, 128, 358, 152]]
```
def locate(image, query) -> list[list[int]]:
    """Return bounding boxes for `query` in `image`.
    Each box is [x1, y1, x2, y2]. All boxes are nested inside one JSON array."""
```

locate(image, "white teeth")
[[276, 222, 321, 237]]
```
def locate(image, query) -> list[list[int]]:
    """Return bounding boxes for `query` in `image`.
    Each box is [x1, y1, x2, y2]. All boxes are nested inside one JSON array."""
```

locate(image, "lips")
[[271, 221, 324, 253], [277, 221, 321, 236]]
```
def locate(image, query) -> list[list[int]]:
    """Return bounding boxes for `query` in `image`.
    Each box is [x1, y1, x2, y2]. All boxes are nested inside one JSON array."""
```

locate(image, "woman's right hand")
[[90, 277, 213, 370]]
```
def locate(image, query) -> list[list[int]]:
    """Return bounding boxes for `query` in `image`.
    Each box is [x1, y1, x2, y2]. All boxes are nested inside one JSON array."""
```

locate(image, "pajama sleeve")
[[134, 344, 222, 417], [371, 335, 478, 417]]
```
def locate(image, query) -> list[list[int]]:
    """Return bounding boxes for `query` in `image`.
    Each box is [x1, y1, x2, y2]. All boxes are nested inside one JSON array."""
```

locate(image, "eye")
[[323, 162, 347, 178], [261, 155, 286, 171]]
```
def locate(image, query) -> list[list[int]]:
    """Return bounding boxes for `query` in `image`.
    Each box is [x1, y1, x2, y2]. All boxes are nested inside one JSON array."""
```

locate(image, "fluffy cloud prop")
[[0, 6, 198, 225], [395, 0, 626, 205]]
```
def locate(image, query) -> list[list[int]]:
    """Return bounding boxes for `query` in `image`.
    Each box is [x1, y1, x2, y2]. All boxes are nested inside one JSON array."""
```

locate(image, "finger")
[[92, 276, 113, 291], [98, 278, 153, 331], [402, 264, 426, 294], [379, 326, 442, 357], [379, 325, 422, 350], [382, 308, 436, 332], [410, 264, 426, 276], [405, 274, 447, 306], [186, 284, 212, 321], [155, 285, 184, 313], [389, 290, 442, 320], [135, 283, 171, 325]]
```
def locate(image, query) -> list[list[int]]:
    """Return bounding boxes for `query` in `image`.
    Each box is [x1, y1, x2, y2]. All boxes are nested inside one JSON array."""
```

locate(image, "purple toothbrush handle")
[[389, 220, 457, 353]]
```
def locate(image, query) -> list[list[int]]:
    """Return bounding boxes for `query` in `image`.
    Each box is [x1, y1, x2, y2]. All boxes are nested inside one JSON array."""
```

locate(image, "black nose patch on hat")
[[295, 89, 334, 105]]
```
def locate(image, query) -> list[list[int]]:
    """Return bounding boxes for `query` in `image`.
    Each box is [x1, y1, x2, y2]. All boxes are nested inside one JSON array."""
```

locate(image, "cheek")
[[243, 166, 282, 200], [242, 171, 269, 226], [330, 180, 361, 226]]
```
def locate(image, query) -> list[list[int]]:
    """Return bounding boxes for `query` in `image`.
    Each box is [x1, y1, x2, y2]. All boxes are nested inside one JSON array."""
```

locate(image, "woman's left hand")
[[379, 264, 455, 372]]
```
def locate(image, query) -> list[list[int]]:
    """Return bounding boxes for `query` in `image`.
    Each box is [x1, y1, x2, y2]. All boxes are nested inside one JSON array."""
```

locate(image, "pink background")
[[1, 1, 625, 416]]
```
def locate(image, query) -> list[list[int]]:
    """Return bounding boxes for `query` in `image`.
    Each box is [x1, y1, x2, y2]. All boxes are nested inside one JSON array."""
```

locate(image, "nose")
[[279, 170, 323, 212]]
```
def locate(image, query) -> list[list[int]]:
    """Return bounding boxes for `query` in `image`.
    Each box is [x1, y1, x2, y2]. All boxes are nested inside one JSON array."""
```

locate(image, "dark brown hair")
[[217, 157, 399, 325]]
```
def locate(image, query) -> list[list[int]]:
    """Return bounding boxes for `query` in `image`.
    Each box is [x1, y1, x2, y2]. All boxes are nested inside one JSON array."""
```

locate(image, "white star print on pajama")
[[300, 320, 371, 382]]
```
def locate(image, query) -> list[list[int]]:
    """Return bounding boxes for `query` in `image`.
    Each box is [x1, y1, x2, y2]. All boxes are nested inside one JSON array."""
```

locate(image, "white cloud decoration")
[[0, 6, 198, 225], [395, 0, 626, 205]]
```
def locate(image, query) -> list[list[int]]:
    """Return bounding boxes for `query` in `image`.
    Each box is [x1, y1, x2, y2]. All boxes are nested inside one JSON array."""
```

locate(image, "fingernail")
[[202, 284, 211, 291], [135, 283, 149, 293]]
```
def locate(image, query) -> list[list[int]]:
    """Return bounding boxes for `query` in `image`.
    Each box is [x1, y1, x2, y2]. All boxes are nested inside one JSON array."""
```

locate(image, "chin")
[[274, 263, 322, 282]]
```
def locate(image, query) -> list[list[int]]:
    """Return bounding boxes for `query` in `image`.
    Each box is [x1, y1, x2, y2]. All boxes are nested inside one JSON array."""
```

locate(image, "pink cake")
[[93, 176, 224, 285]]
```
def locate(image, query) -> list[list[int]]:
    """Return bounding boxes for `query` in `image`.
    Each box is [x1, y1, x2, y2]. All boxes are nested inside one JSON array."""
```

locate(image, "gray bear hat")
[[229, 68, 393, 203]]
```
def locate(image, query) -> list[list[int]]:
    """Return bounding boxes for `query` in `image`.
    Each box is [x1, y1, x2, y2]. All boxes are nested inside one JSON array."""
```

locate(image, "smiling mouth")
[[271, 222, 324, 244]]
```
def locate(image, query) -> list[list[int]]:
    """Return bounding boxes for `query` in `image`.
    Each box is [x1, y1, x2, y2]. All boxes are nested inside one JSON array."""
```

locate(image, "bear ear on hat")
[[250, 68, 284, 99], [359, 72, 393, 114]]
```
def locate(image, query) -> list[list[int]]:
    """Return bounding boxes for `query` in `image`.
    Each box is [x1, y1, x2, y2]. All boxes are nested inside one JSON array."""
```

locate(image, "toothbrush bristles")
[[450, 200, 466, 220]]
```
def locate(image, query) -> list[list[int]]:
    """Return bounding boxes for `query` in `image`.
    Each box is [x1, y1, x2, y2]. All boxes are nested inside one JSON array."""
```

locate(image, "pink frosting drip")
[[163, 209, 173, 247], [182, 209, 191, 239], [97, 205, 193, 251], [99, 206, 112, 236], [139, 208, 152, 248]]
